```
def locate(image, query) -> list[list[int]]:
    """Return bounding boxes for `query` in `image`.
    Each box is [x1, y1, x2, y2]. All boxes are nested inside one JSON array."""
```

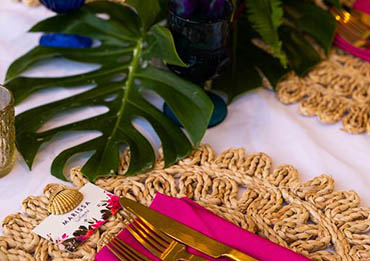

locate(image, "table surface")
[[1, 1, 370, 235]]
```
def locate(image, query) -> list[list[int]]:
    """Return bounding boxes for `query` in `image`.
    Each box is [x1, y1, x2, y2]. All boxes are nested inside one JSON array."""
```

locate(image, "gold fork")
[[122, 210, 206, 261], [105, 236, 151, 261]]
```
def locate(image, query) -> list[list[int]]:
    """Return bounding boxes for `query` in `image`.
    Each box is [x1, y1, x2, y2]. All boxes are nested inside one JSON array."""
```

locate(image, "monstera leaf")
[[6, 1, 213, 182]]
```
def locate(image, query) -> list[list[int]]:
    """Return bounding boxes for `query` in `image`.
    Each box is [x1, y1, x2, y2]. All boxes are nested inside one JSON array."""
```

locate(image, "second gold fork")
[[122, 210, 206, 261], [105, 235, 151, 261]]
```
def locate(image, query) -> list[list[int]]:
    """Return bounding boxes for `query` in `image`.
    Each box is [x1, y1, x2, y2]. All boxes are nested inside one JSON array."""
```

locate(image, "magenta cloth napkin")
[[353, 0, 370, 14], [96, 193, 309, 261], [334, 0, 370, 60], [334, 35, 370, 61]]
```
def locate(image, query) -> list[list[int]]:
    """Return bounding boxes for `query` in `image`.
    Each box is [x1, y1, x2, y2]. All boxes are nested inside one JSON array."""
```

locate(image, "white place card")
[[33, 183, 121, 252]]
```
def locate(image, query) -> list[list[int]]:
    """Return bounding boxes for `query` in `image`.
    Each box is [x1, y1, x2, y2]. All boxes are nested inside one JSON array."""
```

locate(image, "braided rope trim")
[[1, 145, 370, 261], [277, 48, 370, 136]]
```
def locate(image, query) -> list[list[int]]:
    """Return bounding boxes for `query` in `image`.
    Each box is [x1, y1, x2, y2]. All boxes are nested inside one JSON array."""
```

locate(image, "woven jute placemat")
[[1, 145, 369, 260], [277, 48, 370, 136]]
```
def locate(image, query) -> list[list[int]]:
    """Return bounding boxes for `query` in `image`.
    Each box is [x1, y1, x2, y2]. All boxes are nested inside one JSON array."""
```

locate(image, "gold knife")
[[120, 197, 257, 261]]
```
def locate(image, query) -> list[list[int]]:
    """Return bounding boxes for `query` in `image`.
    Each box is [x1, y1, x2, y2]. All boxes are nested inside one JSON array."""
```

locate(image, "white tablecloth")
[[1, 1, 369, 234]]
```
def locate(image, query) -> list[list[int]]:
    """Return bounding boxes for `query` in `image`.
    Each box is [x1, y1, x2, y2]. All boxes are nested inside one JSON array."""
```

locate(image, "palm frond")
[[246, 0, 286, 66]]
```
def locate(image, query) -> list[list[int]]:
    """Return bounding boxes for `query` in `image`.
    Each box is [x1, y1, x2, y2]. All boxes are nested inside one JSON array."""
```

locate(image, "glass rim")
[[0, 85, 14, 112]]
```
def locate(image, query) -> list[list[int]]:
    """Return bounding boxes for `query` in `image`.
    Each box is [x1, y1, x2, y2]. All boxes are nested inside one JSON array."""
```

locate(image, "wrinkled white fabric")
[[0, 2, 369, 233]]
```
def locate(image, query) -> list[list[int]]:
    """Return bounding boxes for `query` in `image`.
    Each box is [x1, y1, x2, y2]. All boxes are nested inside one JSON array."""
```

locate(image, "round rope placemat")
[[1, 145, 369, 260], [277, 48, 370, 136]]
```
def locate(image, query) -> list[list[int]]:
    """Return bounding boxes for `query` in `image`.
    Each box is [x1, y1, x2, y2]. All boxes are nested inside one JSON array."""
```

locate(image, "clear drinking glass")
[[0, 85, 15, 178]]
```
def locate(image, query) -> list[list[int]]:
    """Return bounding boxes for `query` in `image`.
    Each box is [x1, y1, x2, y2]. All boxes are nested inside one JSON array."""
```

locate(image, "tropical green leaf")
[[213, 16, 288, 102], [246, 0, 286, 66], [148, 24, 187, 67], [156, 0, 170, 23], [6, 45, 134, 81], [125, 0, 161, 31], [280, 25, 322, 76], [5, 0, 338, 181], [324, 0, 341, 8], [212, 12, 323, 101], [30, 4, 141, 41], [284, 0, 337, 54], [6, 2, 213, 182]]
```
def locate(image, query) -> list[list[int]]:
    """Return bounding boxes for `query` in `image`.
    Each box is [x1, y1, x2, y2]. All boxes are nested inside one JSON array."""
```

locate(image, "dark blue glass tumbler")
[[164, 0, 233, 128]]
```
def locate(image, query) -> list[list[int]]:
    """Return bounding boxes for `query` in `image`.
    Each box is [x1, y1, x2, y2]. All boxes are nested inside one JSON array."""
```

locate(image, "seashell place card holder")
[[33, 183, 122, 252], [47, 184, 84, 215]]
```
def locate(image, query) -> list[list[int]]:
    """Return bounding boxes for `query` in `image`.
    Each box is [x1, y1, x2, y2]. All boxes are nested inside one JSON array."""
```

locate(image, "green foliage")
[[213, 15, 289, 102], [6, 1, 213, 182], [213, 0, 338, 103], [280, 25, 322, 76], [246, 0, 286, 66], [284, 0, 337, 55], [5, 0, 339, 181], [324, 0, 341, 9], [125, 0, 160, 30]]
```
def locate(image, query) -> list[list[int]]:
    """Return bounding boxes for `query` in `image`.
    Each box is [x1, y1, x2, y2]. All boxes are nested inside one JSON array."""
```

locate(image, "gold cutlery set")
[[105, 197, 257, 261]]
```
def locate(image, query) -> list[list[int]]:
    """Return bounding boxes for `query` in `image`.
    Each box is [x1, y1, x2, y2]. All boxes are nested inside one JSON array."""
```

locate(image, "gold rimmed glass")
[[0, 85, 15, 178]]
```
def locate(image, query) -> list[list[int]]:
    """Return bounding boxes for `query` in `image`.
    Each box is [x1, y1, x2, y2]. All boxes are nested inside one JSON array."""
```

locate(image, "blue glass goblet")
[[165, 0, 233, 128], [38, 0, 93, 49], [40, 33, 93, 48], [39, 0, 85, 13]]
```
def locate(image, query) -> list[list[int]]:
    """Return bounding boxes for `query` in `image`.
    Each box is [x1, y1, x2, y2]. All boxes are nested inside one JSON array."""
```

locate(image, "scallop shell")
[[48, 187, 83, 215]]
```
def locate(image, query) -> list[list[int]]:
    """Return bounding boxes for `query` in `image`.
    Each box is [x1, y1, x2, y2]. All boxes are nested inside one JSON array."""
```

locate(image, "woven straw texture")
[[1, 145, 370, 261], [277, 48, 370, 136]]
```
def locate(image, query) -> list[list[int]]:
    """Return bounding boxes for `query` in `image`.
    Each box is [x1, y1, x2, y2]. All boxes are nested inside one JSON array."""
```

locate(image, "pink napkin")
[[96, 193, 309, 261], [334, 35, 370, 61], [334, 0, 370, 60], [353, 0, 370, 14]]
